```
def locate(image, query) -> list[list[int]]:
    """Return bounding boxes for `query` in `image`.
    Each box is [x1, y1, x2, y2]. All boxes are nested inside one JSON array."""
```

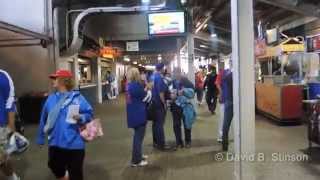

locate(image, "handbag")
[[146, 101, 157, 121], [80, 119, 104, 142]]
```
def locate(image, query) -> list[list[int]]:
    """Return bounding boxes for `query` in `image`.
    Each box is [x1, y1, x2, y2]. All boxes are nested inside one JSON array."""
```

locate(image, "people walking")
[[170, 68, 196, 149], [204, 64, 218, 114], [151, 63, 170, 151], [37, 70, 93, 180], [0, 69, 20, 180], [221, 69, 233, 151], [195, 69, 205, 105], [126, 67, 149, 167], [105, 71, 117, 100]]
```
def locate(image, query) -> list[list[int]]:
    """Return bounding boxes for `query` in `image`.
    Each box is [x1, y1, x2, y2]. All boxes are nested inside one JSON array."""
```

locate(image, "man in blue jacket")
[[151, 63, 171, 151], [0, 69, 20, 180]]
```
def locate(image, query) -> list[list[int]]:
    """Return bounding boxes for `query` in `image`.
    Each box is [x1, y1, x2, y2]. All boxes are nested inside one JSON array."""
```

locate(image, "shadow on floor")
[[84, 162, 111, 180]]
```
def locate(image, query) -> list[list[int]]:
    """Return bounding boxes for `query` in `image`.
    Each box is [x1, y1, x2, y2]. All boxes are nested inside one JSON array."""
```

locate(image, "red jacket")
[[195, 72, 204, 89]]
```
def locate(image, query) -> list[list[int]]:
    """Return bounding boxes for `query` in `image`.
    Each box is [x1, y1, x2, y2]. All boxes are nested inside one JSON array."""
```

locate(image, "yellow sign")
[[281, 44, 304, 52]]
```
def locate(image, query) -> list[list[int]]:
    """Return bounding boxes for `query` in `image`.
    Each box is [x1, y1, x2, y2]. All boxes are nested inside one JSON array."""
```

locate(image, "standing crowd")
[[0, 63, 234, 179]]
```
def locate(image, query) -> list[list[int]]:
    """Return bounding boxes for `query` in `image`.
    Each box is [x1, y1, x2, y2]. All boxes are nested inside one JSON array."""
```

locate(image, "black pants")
[[195, 88, 204, 103], [48, 146, 85, 180], [206, 91, 217, 113], [171, 104, 191, 145], [152, 106, 166, 147]]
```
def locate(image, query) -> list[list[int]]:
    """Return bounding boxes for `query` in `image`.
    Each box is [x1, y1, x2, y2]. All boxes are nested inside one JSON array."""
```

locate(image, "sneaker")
[[142, 155, 149, 160], [131, 160, 148, 167], [173, 144, 184, 151], [217, 138, 222, 143], [185, 143, 191, 149]]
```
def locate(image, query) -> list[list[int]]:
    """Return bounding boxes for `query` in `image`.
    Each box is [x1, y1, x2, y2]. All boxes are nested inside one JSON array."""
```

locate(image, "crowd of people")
[[0, 63, 234, 179]]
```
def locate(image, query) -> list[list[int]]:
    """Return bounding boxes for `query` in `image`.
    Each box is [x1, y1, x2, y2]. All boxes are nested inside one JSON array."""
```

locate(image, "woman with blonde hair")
[[126, 67, 149, 167], [37, 70, 93, 180]]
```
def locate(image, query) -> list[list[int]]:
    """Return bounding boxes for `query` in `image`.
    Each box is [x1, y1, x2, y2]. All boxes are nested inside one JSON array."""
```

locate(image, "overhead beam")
[[0, 21, 52, 42], [211, 0, 230, 18], [279, 16, 318, 31], [258, 0, 320, 18]]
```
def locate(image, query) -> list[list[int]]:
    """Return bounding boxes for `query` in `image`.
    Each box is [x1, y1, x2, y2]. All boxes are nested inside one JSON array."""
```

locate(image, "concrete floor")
[[3, 96, 320, 180]]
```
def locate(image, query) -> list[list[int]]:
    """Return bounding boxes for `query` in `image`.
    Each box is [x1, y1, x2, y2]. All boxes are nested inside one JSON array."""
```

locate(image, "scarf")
[[44, 93, 69, 134]]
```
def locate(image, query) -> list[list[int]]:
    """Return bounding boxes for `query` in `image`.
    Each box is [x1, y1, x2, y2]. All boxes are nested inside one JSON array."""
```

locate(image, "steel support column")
[[97, 57, 103, 104], [231, 0, 256, 180]]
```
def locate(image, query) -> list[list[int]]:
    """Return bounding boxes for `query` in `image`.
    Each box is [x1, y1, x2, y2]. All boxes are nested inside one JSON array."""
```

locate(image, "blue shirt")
[[36, 91, 93, 150], [152, 72, 167, 107], [0, 70, 15, 126], [126, 82, 147, 128], [221, 70, 233, 103]]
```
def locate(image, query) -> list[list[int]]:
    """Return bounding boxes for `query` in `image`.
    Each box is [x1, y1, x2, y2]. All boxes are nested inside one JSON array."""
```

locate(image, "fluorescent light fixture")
[[124, 56, 130, 62], [133, 61, 138, 65], [158, 54, 162, 61], [145, 65, 155, 70], [211, 33, 217, 38], [138, 64, 142, 66], [142, 0, 150, 3], [203, 24, 208, 29], [200, 44, 208, 48], [196, 22, 201, 27]]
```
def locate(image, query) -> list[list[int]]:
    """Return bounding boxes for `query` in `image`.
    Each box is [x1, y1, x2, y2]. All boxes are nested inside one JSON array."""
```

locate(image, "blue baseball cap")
[[155, 63, 165, 70]]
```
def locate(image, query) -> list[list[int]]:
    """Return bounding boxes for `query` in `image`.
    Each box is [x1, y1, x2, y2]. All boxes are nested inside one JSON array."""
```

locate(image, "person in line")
[[215, 68, 225, 143], [37, 70, 93, 180], [0, 69, 20, 180], [195, 68, 205, 105], [170, 68, 195, 149], [126, 67, 149, 167], [203, 64, 218, 114], [221, 69, 233, 151], [105, 71, 116, 100], [151, 63, 170, 151]]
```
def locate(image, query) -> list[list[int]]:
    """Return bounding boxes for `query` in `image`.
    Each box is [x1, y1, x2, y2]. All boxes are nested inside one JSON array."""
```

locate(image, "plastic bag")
[[5, 132, 29, 154], [80, 119, 104, 142]]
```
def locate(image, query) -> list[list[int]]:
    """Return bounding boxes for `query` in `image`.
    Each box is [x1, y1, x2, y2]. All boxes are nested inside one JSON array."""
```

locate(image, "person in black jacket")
[[203, 65, 218, 114]]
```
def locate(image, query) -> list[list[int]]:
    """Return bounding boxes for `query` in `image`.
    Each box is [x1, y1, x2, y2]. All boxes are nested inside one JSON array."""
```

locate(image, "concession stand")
[[255, 38, 306, 122]]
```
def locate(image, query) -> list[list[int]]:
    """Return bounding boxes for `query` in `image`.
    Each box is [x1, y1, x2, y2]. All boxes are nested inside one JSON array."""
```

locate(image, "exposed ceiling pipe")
[[66, 5, 165, 56]]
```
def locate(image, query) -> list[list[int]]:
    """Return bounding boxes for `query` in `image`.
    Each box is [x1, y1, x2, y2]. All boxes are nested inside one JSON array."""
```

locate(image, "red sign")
[[99, 47, 122, 59], [313, 36, 320, 50]]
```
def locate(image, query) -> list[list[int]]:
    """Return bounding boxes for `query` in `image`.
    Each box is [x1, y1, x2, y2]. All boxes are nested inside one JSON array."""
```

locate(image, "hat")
[[49, 70, 73, 79], [155, 63, 165, 70]]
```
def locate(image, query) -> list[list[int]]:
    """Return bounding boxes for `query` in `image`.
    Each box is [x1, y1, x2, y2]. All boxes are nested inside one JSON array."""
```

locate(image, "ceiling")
[[59, 0, 320, 58]]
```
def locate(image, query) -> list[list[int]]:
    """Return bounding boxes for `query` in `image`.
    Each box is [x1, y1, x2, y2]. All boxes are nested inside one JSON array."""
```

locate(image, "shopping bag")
[[80, 119, 104, 142]]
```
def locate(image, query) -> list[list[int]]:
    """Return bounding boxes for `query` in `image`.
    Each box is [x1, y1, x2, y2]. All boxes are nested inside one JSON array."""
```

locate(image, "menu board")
[[307, 34, 320, 52], [148, 11, 186, 36]]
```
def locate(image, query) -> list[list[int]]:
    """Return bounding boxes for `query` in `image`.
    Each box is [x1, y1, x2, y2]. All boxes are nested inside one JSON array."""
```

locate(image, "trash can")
[[18, 92, 48, 124]]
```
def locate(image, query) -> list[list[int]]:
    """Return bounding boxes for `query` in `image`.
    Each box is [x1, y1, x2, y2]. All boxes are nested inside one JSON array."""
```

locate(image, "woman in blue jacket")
[[36, 70, 93, 180], [126, 68, 149, 167]]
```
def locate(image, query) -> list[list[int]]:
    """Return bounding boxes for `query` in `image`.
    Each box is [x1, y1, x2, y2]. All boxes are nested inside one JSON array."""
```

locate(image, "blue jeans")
[[222, 101, 234, 147], [132, 125, 146, 164], [152, 107, 166, 147]]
